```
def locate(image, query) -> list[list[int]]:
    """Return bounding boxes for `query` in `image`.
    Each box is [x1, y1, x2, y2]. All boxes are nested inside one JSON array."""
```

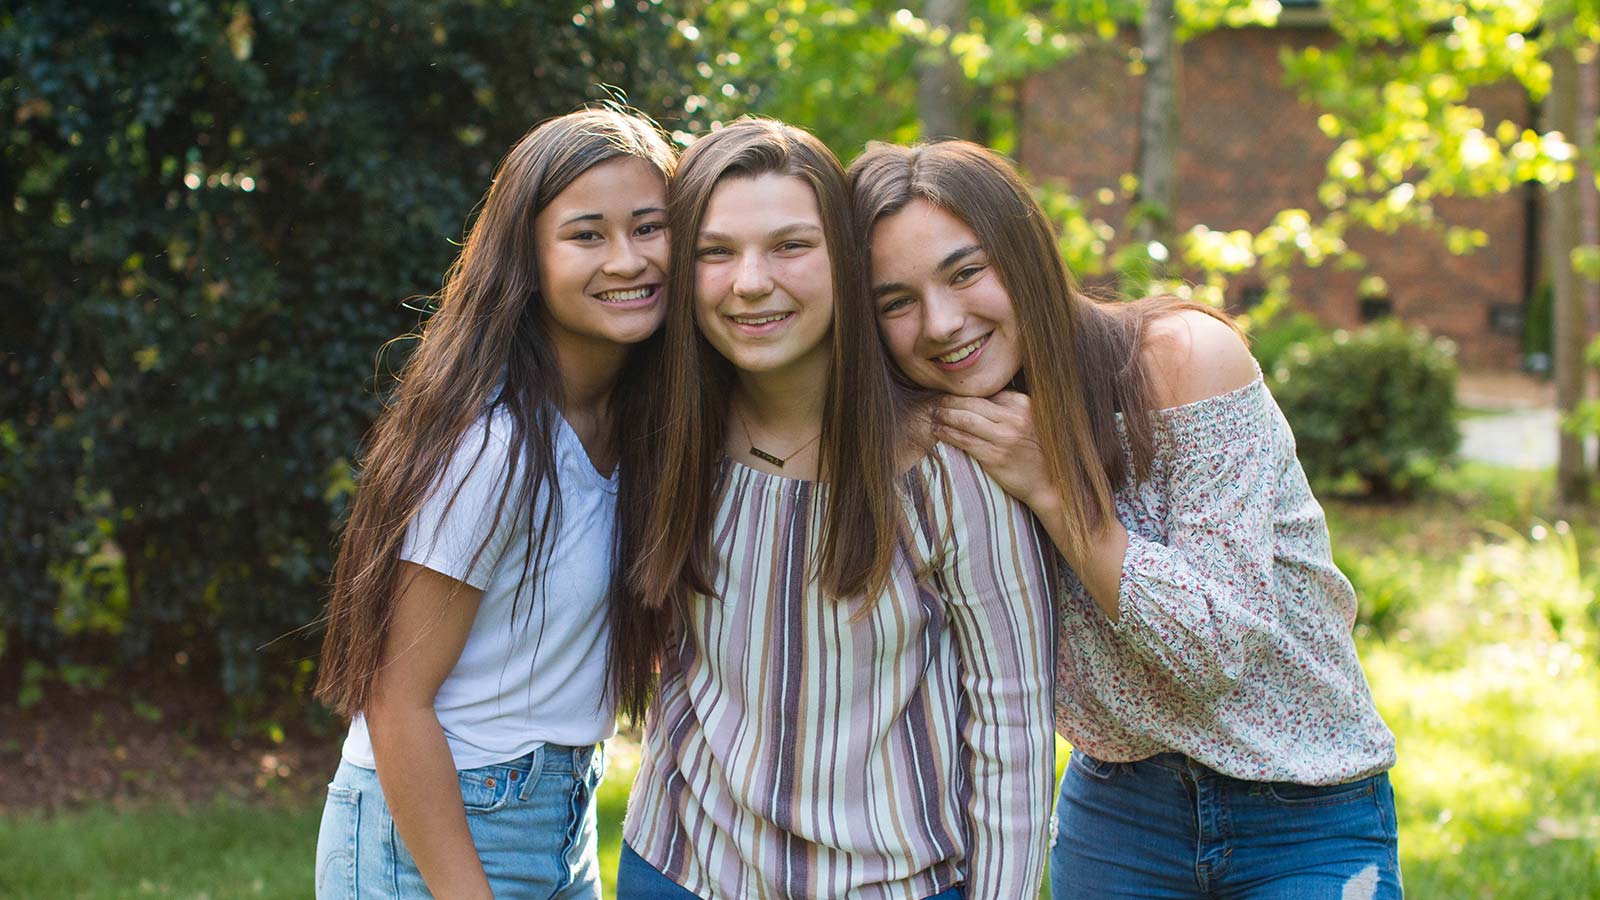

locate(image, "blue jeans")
[[315, 743, 604, 899], [1050, 750, 1401, 899], [617, 843, 964, 899]]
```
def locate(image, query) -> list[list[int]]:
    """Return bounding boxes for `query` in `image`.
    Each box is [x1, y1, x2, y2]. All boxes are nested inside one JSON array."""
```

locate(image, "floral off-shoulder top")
[[1055, 374, 1397, 785]]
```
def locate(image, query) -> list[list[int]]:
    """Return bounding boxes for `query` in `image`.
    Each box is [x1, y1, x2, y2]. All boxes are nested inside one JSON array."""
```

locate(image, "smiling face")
[[869, 198, 1023, 397], [693, 173, 834, 380], [533, 155, 669, 352]]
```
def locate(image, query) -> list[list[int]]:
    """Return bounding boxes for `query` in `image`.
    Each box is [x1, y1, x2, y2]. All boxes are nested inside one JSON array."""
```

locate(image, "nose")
[[602, 234, 648, 280], [732, 252, 773, 299], [921, 289, 965, 345]]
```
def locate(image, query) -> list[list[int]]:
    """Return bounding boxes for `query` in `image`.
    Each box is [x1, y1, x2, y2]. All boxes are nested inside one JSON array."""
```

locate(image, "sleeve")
[[935, 447, 1056, 899], [399, 414, 521, 590], [1108, 389, 1282, 701]]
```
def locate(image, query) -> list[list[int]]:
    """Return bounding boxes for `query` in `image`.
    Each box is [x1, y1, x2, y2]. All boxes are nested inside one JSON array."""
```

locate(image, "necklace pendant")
[[750, 446, 787, 468]]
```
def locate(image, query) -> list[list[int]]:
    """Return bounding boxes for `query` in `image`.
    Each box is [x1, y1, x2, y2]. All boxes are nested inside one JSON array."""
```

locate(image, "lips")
[[930, 332, 990, 371], [595, 284, 661, 308], [726, 311, 795, 336]]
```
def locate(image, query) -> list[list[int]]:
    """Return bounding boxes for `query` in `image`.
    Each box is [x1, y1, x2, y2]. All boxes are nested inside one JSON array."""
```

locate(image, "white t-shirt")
[[342, 406, 619, 769]]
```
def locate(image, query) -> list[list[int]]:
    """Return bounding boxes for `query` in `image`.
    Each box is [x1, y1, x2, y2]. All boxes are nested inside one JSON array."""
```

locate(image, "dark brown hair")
[[315, 108, 676, 716], [850, 139, 1232, 557], [608, 118, 904, 721]]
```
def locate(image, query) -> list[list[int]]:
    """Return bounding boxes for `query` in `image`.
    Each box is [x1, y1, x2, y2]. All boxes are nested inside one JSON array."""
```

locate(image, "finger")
[[989, 390, 1033, 414], [935, 407, 1013, 443], [934, 423, 1001, 465], [937, 395, 1006, 424]]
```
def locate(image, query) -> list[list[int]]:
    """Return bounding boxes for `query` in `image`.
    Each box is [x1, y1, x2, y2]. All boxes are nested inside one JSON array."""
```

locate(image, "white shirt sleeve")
[[399, 414, 522, 589]]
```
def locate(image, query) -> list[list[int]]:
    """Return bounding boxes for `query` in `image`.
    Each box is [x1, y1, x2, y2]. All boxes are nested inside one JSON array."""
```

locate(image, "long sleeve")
[[937, 448, 1056, 899], [1108, 381, 1285, 702], [1052, 379, 1393, 786]]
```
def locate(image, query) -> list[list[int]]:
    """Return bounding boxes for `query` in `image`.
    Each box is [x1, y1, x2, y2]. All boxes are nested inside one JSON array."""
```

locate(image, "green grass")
[[1323, 462, 1600, 897], [0, 754, 640, 899], [3, 462, 1597, 898], [0, 801, 323, 899]]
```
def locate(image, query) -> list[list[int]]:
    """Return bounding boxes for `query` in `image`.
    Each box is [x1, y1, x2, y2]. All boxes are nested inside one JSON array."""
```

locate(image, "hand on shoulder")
[[1141, 309, 1258, 410]]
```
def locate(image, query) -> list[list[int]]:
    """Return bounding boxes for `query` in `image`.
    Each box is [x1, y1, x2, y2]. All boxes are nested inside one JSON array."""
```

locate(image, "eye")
[[696, 245, 730, 259], [879, 295, 914, 315], [637, 221, 667, 237], [776, 240, 814, 253], [569, 230, 602, 243], [952, 264, 985, 284]]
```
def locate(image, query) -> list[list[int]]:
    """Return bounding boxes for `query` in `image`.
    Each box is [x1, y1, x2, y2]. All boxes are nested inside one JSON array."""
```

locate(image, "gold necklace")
[[734, 406, 821, 469]]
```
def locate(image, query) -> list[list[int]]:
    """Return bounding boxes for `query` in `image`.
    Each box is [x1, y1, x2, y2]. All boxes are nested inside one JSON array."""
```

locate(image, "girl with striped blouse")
[[608, 119, 1056, 899], [852, 140, 1400, 899]]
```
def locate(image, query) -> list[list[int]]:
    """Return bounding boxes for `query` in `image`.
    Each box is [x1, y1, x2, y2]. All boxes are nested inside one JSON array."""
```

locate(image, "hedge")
[[1, 0, 707, 720]]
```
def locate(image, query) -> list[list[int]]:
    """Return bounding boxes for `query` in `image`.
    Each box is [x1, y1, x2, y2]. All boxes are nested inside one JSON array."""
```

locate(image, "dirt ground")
[[0, 677, 342, 816]]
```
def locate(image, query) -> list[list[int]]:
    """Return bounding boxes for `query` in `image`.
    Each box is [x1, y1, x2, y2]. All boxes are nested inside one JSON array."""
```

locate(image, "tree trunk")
[[1133, 0, 1180, 250], [1580, 52, 1600, 335], [917, 0, 971, 140], [1544, 38, 1589, 503]]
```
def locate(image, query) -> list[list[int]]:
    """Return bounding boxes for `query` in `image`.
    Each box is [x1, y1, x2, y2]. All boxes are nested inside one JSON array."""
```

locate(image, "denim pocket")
[[315, 784, 360, 898], [458, 763, 519, 815], [1263, 774, 1378, 808], [1070, 750, 1119, 781]]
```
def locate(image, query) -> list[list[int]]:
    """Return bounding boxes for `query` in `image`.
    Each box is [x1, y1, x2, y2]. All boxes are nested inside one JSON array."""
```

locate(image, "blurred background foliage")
[[0, 0, 711, 722]]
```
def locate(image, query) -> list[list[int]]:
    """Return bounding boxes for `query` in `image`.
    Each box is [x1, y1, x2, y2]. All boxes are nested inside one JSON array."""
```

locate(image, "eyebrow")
[[871, 244, 984, 299], [559, 207, 667, 228], [937, 243, 984, 271], [697, 222, 824, 244]]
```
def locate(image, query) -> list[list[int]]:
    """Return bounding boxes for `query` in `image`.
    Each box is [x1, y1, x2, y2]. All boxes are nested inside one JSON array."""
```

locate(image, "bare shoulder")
[[1141, 309, 1258, 409]]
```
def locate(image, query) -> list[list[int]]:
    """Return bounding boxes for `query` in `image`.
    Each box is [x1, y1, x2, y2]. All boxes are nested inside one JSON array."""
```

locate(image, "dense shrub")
[[1247, 309, 1326, 374], [1, 1, 709, 719], [1269, 319, 1460, 497]]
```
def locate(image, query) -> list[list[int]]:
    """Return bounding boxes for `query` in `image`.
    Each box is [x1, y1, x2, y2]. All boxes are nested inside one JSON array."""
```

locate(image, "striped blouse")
[[624, 443, 1056, 899], [1055, 376, 1396, 785]]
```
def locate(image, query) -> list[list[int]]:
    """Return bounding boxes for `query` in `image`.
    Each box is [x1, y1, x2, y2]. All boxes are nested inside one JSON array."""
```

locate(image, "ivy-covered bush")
[[1, 1, 708, 720], [1269, 319, 1460, 497]]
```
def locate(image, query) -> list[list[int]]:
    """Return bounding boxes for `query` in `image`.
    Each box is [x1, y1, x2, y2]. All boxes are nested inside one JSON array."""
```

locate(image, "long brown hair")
[[608, 118, 904, 720], [850, 140, 1231, 558], [315, 108, 676, 717]]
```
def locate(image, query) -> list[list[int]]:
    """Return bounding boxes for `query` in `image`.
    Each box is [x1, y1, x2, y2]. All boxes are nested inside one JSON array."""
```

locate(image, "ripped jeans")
[[1050, 750, 1401, 899], [315, 743, 604, 900]]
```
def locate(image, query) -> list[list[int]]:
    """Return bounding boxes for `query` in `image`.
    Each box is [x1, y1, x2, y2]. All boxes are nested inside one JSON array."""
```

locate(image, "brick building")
[[1016, 7, 1544, 369]]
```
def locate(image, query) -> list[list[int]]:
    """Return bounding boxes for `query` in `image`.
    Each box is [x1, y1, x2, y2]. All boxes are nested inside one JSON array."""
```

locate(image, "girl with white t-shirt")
[[312, 108, 675, 900]]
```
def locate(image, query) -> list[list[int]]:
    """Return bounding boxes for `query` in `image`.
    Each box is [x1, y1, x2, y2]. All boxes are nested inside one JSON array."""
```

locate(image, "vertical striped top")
[[624, 443, 1056, 899]]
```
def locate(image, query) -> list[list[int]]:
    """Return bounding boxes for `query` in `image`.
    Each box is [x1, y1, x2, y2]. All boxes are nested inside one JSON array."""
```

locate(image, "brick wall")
[[1017, 25, 1532, 368]]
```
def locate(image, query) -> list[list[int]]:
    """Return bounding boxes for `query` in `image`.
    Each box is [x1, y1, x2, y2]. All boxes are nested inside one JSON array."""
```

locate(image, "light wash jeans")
[[1050, 750, 1402, 899], [315, 743, 604, 899]]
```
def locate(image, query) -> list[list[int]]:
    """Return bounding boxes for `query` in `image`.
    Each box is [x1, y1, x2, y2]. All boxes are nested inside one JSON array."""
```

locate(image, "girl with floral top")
[[610, 119, 1056, 900], [851, 140, 1401, 899]]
